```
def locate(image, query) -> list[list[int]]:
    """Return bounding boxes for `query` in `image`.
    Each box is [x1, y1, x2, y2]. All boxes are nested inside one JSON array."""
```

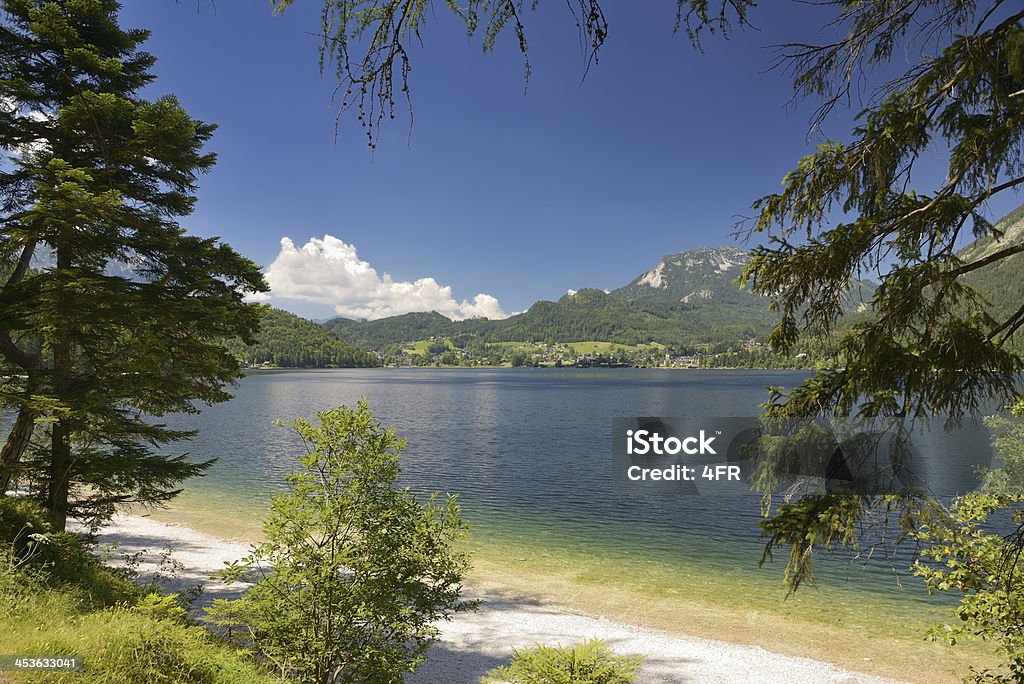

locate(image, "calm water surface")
[[163, 368, 988, 606]]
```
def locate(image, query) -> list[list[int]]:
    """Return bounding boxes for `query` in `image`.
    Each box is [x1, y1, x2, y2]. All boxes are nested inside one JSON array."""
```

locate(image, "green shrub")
[[481, 639, 643, 684], [0, 498, 140, 606], [914, 401, 1024, 683], [39, 531, 141, 607], [210, 401, 475, 683], [69, 609, 270, 683], [134, 592, 189, 624], [0, 496, 50, 557], [1, 598, 276, 683]]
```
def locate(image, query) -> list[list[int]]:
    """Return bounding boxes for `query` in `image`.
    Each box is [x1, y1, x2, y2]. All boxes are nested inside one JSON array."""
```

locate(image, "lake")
[[158, 367, 992, 619]]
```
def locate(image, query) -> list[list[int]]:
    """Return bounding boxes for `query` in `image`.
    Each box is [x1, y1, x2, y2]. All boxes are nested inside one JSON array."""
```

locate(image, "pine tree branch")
[[991, 302, 1024, 347], [945, 242, 1024, 281], [0, 331, 40, 370]]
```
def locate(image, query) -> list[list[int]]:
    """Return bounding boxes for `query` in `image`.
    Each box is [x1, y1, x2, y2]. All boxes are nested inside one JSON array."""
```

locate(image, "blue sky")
[[117, 2, 1019, 320]]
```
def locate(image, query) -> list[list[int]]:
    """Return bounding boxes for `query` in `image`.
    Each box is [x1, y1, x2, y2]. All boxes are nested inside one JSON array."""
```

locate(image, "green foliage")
[[986, 400, 1024, 493], [961, 208, 1024, 355], [913, 400, 1024, 684], [758, 494, 924, 595], [323, 311, 468, 350], [1, 497, 140, 607], [0, 499, 275, 683], [64, 610, 272, 684], [717, 3, 1024, 613], [134, 591, 190, 624], [222, 307, 379, 368], [208, 401, 475, 683], [426, 339, 449, 355], [0, 0, 268, 529], [0, 495, 50, 557], [0, 588, 276, 684], [915, 493, 1024, 684], [36, 531, 141, 607], [481, 639, 643, 684], [740, 3, 1024, 422], [510, 350, 530, 367]]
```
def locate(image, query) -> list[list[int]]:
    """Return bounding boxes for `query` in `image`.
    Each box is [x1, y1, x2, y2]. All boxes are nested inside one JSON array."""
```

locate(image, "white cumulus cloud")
[[260, 234, 508, 321]]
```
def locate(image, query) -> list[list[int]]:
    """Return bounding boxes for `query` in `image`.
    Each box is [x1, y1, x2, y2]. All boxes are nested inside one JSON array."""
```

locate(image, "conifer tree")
[[0, 0, 267, 530]]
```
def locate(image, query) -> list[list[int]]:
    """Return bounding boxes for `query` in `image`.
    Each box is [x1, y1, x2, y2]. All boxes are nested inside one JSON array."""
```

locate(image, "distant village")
[[369, 337, 812, 370]]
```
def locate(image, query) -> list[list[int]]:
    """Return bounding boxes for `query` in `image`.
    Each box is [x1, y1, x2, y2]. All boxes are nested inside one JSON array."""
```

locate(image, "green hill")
[[485, 286, 763, 348], [226, 307, 379, 368], [959, 203, 1024, 351], [321, 311, 487, 350]]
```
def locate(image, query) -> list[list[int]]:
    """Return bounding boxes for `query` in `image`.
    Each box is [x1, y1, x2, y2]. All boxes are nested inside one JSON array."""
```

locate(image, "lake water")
[[160, 367, 992, 614]]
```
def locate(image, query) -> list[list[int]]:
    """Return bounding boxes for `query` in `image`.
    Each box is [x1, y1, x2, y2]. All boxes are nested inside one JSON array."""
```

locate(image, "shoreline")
[[243, 365, 814, 372], [94, 513, 951, 684]]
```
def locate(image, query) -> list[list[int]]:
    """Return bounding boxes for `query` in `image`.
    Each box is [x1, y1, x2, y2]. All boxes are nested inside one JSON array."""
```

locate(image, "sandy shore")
[[90, 514, 910, 684]]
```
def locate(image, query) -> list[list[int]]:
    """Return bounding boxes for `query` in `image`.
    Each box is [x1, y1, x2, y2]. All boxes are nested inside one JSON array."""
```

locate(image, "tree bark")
[[1, 239, 44, 495], [47, 239, 73, 532], [0, 377, 41, 494], [47, 417, 71, 531]]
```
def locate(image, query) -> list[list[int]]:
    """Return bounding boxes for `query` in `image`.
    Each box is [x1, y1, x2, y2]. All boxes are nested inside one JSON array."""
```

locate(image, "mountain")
[[484, 287, 724, 347], [302, 208, 1024, 361], [320, 246, 786, 351], [225, 307, 380, 368], [614, 246, 753, 304], [959, 203, 1024, 263], [610, 246, 779, 331]]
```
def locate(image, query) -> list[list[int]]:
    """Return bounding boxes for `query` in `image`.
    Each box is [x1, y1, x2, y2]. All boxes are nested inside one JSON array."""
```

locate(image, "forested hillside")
[[960, 204, 1024, 352], [225, 308, 379, 368]]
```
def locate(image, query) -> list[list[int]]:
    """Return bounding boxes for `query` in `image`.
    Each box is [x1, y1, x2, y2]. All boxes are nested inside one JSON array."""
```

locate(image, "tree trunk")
[[0, 240, 44, 495], [48, 240, 73, 532], [47, 418, 71, 531], [48, 340, 72, 530], [0, 398, 37, 494]]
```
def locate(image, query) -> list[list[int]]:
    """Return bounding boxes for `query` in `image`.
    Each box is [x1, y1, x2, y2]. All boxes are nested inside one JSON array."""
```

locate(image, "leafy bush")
[[0, 497, 139, 606], [0, 495, 50, 557], [208, 401, 476, 683], [42, 531, 142, 607], [481, 639, 643, 684], [135, 591, 190, 624], [914, 400, 1024, 683]]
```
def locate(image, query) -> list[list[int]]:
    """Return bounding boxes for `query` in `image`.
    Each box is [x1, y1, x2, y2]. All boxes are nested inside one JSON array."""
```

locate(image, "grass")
[[402, 338, 456, 356], [0, 589, 277, 683], [0, 499, 277, 684], [565, 341, 664, 355]]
